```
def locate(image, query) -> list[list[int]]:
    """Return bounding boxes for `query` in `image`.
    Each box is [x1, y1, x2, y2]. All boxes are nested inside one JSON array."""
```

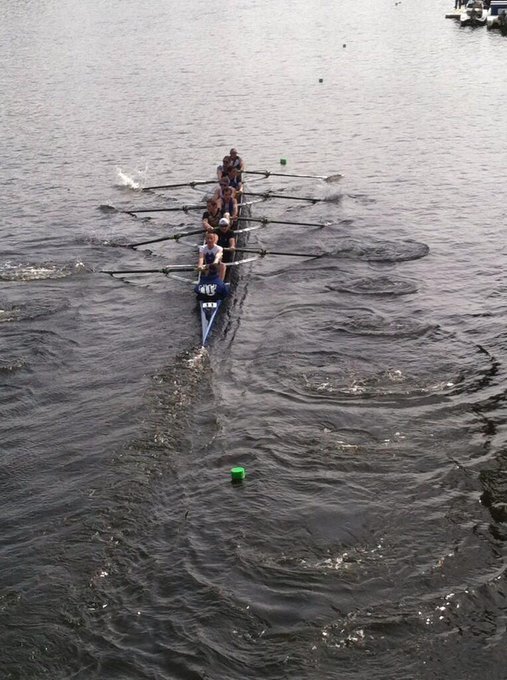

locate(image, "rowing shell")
[[199, 295, 228, 346]]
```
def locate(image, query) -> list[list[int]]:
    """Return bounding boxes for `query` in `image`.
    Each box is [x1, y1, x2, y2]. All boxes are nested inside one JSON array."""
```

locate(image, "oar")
[[127, 228, 204, 248], [243, 191, 327, 203], [125, 216, 329, 249], [124, 204, 204, 214], [102, 265, 196, 276], [99, 204, 204, 215], [142, 179, 216, 191], [227, 247, 323, 259], [244, 170, 343, 183], [236, 216, 331, 228]]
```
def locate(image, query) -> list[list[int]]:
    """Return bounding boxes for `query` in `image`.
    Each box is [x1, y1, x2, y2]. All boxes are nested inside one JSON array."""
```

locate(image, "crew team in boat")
[[199, 148, 244, 282]]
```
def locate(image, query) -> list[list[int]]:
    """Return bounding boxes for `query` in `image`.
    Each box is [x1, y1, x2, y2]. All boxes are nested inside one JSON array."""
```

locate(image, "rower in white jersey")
[[197, 232, 223, 272]]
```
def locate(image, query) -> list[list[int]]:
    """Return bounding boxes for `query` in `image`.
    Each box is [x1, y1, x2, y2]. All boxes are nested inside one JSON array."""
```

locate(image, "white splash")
[[115, 164, 149, 190], [186, 346, 208, 368]]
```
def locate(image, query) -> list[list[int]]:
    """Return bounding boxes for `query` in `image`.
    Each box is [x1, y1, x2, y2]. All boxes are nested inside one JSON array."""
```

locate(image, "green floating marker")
[[231, 466, 245, 482], [280, 158, 287, 166], [319, 78, 323, 83]]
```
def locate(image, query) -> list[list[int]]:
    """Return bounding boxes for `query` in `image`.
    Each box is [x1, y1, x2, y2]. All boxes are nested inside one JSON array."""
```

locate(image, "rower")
[[220, 186, 238, 225], [202, 198, 221, 232], [216, 216, 236, 280], [217, 155, 233, 180], [198, 231, 223, 272], [229, 148, 244, 173], [194, 264, 228, 301], [227, 167, 243, 197], [213, 176, 230, 205]]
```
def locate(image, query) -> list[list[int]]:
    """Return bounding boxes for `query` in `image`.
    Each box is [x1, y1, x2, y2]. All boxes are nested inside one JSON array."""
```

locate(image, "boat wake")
[[186, 346, 209, 368], [333, 238, 430, 262], [302, 368, 456, 401], [0, 261, 87, 281], [0, 308, 19, 323], [322, 188, 343, 203], [0, 298, 71, 323], [326, 276, 418, 296], [0, 356, 27, 373]]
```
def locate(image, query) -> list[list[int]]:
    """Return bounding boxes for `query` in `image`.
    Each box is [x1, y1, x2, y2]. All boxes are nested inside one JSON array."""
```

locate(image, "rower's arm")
[[213, 247, 223, 265]]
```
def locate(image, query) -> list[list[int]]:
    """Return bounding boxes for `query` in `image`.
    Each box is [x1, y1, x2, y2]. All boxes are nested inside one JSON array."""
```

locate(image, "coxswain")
[[194, 264, 229, 301], [220, 186, 238, 225], [202, 198, 221, 231], [198, 232, 223, 271], [216, 216, 236, 280], [229, 148, 244, 172], [217, 155, 233, 180]]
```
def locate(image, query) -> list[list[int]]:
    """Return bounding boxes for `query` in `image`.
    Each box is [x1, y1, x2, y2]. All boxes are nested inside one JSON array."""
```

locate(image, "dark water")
[[1, 1, 506, 678]]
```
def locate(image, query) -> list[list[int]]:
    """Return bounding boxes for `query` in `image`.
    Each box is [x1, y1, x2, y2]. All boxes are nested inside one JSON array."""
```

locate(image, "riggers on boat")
[[487, 0, 507, 29]]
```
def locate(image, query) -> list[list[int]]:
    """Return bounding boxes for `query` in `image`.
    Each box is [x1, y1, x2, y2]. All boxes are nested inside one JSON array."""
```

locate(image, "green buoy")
[[231, 466, 245, 482], [280, 158, 287, 166]]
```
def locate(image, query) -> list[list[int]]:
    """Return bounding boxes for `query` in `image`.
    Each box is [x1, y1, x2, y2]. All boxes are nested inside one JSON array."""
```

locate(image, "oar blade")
[[325, 173, 343, 183]]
